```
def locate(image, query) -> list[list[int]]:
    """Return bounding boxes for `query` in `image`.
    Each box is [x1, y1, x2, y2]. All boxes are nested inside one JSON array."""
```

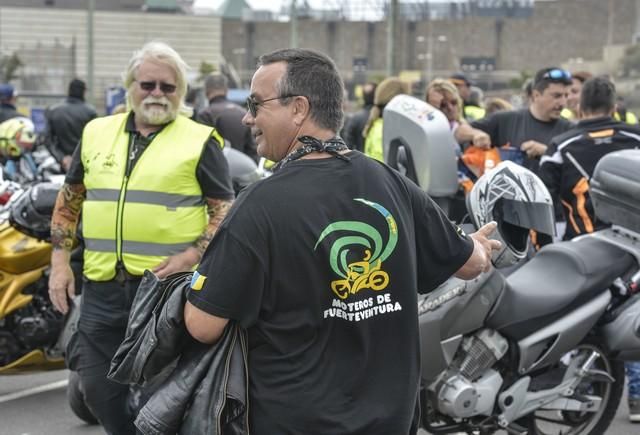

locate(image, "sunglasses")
[[136, 80, 177, 94], [540, 69, 572, 84], [246, 94, 300, 117], [439, 99, 458, 109]]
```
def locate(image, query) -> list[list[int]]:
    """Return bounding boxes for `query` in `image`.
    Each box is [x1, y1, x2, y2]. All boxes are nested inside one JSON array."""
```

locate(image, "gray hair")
[[258, 48, 344, 132], [123, 41, 192, 117], [204, 73, 228, 94]]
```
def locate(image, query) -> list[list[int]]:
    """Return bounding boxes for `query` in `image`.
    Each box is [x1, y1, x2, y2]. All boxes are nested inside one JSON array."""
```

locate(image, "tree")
[[0, 52, 23, 82], [197, 60, 217, 83]]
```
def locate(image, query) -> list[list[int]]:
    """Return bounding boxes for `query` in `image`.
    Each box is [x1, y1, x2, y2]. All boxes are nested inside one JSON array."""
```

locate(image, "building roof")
[[216, 0, 251, 19]]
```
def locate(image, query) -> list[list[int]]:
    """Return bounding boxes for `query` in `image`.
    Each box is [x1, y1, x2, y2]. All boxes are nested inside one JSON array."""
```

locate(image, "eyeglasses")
[[246, 94, 300, 117], [136, 80, 177, 94], [539, 69, 572, 84]]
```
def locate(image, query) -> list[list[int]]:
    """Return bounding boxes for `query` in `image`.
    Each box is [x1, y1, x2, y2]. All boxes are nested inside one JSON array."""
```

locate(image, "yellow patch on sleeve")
[[191, 272, 207, 291]]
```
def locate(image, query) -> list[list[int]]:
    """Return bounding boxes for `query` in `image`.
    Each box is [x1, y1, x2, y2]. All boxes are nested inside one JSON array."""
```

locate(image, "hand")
[[62, 155, 73, 172], [521, 140, 547, 158], [152, 247, 201, 279], [49, 251, 76, 314], [469, 222, 503, 273], [472, 130, 491, 149]]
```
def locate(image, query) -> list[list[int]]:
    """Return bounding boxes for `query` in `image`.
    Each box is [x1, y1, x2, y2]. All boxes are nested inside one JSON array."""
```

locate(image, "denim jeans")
[[626, 361, 640, 400]]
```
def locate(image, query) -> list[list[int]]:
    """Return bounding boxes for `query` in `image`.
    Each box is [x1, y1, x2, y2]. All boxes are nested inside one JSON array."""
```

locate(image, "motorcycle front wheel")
[[524, 342, 624, 435]]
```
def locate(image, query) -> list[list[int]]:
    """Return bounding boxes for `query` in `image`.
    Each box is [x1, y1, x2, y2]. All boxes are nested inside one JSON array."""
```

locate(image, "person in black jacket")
[[342, 81, 376, 152], [43, 79, 97, 171], [197, 73, 258, 162], [539, 76, 640, 241]]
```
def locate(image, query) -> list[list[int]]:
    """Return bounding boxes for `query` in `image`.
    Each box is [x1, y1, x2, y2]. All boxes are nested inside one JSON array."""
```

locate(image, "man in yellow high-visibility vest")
[[48, 42, 234, 435]]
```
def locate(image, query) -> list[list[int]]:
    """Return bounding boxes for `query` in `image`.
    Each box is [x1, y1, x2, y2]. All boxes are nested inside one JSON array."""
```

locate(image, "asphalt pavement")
[[0, 369, 637, 435]]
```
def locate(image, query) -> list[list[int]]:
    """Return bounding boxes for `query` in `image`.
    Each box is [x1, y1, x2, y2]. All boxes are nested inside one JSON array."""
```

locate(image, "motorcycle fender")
[[600, 294, 640, 360]]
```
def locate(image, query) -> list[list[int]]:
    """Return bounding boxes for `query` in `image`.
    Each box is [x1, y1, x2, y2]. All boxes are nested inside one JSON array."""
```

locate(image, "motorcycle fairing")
[[0, 267, 45, 317], [486, 237, 634, 340], [0, 349, 64, 373], [601, 293, 640, 360], [0, 222, 51, 275], [516, 290, 611, 374]]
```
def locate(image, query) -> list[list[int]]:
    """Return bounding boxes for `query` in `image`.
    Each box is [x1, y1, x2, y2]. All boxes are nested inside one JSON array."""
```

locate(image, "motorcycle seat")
[[486, 236, 634, 340]]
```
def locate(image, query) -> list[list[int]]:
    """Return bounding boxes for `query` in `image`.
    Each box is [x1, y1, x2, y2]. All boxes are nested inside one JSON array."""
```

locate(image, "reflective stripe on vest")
[[81, 113, 214, 281]]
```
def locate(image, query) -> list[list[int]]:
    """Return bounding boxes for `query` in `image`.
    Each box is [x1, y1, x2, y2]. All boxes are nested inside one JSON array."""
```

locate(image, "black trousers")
[[76, 277, 141, 435]]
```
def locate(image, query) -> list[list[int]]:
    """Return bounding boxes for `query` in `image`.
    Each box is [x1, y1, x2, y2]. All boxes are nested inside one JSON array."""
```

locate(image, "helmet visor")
[[500, 198, 556, 236]]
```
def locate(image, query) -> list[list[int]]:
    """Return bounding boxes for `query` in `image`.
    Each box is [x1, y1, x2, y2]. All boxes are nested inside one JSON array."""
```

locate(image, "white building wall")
[[0, 7, 221, 102]]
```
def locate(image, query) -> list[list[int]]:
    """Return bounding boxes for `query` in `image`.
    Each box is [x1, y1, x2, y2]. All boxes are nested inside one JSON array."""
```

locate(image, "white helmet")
[[467, 161, 555, 268]]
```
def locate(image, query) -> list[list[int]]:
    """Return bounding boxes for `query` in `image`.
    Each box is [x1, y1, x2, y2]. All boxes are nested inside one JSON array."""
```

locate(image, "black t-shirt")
[[65, 113, 234, 199], [539, 116, 640, 240], [188, 151, 473, 434], [472, 109, 572, 173]]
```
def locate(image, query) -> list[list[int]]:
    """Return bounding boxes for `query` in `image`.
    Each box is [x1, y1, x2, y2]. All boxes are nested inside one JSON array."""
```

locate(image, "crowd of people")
[[0, 40, 639, 433]]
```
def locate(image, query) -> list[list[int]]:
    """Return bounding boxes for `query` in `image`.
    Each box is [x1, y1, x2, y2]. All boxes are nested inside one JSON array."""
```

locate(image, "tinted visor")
[[499, 198, 556, 236]]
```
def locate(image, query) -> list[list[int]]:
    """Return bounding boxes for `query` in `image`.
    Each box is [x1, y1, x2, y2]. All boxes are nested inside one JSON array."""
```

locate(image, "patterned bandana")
[[273, 135, 350, 171]]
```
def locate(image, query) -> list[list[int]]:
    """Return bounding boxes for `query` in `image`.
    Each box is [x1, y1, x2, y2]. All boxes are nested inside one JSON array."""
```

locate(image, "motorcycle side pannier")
[[590, 149, 640, 233]]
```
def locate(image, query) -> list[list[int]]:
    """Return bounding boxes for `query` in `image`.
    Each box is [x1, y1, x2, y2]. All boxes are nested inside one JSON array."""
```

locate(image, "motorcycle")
[[383, 95, 640, 434]]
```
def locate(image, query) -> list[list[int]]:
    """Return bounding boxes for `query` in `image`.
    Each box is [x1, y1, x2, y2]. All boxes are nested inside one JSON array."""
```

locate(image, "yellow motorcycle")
[[0, 181, 96, 424]]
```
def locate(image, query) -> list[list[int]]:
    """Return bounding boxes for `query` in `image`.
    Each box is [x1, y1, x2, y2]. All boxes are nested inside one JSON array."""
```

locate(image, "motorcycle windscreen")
[[500, 198, 556, 236]]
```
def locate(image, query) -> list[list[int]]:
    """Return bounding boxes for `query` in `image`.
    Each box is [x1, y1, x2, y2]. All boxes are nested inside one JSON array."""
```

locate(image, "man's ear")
[[292, 96, 310, 125]]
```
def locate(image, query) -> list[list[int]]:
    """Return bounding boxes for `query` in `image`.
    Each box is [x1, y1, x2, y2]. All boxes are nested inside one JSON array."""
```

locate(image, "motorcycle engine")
[[0, 281, 64, 366], [436, 329, 509, 418]]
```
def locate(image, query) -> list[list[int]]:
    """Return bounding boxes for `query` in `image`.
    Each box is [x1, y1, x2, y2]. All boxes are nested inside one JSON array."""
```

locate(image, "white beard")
[[135, 96, 178, 125]]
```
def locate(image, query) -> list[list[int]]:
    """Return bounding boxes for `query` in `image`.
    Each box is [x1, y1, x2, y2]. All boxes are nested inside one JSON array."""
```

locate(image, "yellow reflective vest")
[[464, 105, 486, 121], [614, 111, 639, 125], [364, 118, 384, 162], [81, 113, 213, 281]]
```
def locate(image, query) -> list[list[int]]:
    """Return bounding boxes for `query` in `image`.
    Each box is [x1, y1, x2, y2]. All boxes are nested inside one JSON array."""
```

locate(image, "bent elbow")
[[184, 302, 227, 344]]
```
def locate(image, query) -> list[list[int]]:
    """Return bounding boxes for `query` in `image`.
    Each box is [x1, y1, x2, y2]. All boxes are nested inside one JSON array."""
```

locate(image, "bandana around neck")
[[273, 135, 350, 171]]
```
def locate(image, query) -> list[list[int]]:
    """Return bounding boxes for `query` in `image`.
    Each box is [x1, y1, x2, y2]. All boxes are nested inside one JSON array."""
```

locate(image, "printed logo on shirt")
[[190, 271, 207, 291], [314, 198, 398, 301]]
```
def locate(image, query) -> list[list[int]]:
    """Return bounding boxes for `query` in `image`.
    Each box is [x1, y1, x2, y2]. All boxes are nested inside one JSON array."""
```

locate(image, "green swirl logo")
[[314, 199, 398, 299]]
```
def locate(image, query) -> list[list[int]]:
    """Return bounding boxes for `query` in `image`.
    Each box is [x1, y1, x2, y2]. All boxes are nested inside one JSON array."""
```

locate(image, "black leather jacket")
[[109, 271, 248, 435], [44, 97, 96, 161]]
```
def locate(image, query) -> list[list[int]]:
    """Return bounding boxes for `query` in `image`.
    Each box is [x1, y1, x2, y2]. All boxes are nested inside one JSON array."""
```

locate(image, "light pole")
[[417, 34, 447, 82]]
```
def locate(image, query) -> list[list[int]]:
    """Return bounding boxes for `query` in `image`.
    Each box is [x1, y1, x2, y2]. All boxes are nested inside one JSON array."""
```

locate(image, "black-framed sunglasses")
[[246, 94, 300, 117], [136, 80, 177, 94]]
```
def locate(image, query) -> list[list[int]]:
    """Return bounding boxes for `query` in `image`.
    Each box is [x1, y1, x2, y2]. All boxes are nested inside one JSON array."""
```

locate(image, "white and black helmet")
[[467, 161, 555, 268]]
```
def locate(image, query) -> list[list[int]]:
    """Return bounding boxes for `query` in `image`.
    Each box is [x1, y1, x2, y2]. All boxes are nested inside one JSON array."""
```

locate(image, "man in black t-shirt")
[[472, 67, 573, 174], [184, 48, 502, 434]]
